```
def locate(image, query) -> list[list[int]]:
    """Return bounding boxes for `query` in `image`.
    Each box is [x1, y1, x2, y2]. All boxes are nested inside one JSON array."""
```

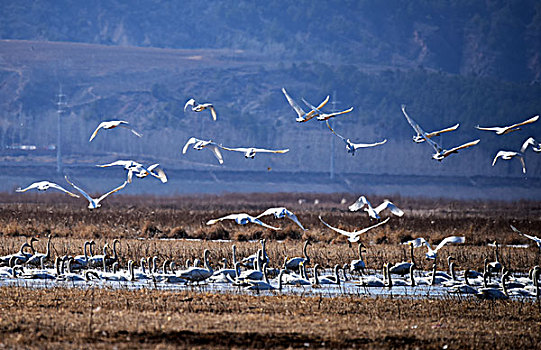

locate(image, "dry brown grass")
[[0, 286, 540, 349]]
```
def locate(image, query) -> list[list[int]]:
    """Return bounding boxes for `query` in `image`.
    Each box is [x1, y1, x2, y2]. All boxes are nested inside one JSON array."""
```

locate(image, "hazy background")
[[1, 0, 541, 199]]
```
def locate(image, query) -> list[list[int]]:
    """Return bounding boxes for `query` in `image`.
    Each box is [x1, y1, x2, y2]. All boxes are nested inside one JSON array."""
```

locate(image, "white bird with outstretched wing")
[[282, 88, 329, 123], [475, 115, 539, 135], [182, 137, 225, 164], [89, 120, 142, 142], [16, 181, 79, 198], [319, 216, 389, 243], [206, 213, 280, 231], [326, 121, 386, 155], [256, 207, 306, 231], [64, 176, 128, 209], [184, 98, 217, 121]]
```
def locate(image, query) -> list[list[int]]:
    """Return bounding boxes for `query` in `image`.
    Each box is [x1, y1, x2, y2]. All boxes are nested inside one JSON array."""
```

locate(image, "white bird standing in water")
[[405, 236, 466, 260], [492, 151, 526, 174], [182, 137, 225, 164], [64, 176, 128, 209], [281, 87, 329, 123], [326, 121, 386, 155], [16, 181, 80, 198], [348, 196, 404, 219], [89, 120, 142, 142], [220, 146, 289, 159], [206, 213, 280, 231], [475, 115, 539, 135], [256, 207, 306, 231], [318, 216, 390, 243], [184, 98, 217, 121]]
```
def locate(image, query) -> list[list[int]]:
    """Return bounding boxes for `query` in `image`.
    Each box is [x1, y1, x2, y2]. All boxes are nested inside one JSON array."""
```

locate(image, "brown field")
[[1, 192, 541, 348]]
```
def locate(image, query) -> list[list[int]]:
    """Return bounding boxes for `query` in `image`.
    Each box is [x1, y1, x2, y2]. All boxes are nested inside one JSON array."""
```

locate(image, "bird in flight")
[[206, 213, 280, 231], [475, 115, 539, 135], [319, 216, 390, 243], [348, 196, 404, 219], [96, 160, 167, 183], [281, 88, 329, 123], [326, 121, 386, 155], [520, 137, 541, 153], [492, 150, 526, 174], [401, 105, 460, 143], [16, 181, 80, 198], [301, 98, 354, 122], [182, 137, 225, 164], [64, 176, 128, 209], [404, 236, 466, 260], [184, 98, 217, 121], [89, 120, 142, 142], [220, 146, 289, 159], [256, 207, 306, 231], [429, 138, 481, 161]]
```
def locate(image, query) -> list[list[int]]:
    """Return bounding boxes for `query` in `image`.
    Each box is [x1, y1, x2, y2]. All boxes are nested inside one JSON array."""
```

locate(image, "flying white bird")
[[405, 236, 466, 260], [319, 216, 390, 243], [301, 98, 354, 121], [348, 196, 404, 219], [182, 137, 225, 164], [475, 115, 539, 135], [510, 225, 541, 252], [281, 88, 329, 123], [492, 150, 526, 174], [520, 137, 541, 153], [401, 105, 460, 143], [206, 213, 280, 231], [16, 181, 80, 198], [220, 146, 289, 159], [184, 98, 217, 121], [429, 138, 481, 161], [64, 176, 128, 209], [326, 121, 386, 155], [256, 207, 306, 231], [96, 160, 167, 183], [88, 120, 142, 142]]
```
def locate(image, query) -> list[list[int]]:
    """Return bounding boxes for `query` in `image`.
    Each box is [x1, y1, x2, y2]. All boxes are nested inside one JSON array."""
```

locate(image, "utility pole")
[[56, 85, 66, 174], [329, 91, 338, 180]]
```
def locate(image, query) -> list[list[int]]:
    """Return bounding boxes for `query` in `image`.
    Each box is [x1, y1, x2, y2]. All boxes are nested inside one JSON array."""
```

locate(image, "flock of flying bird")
[[7, 89, 541, 299]]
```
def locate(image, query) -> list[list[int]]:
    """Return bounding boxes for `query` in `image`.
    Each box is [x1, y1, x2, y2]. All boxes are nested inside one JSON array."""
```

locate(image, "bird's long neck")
[[278, 270, 284, 291], [232, 245, 237, 266], [410, 244, 415, 265], [303, 242, 309, 263], [410, 264, 415, 287], [431, 263, 437, 286], [334, 265, 340, 286], [83, 242, 89, 261], [386, 264, 392, 289], [313, 265, 319, 285], [450, 262, 456, 281], [44, 236, 51, 259]]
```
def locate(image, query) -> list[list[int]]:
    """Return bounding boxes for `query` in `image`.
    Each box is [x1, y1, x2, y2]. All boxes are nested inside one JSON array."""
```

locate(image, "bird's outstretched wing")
[[251, 148, 289, 154], [403, 237, 428, 248], [349, 139, 387, 150], [282, 88, 306, 118], [16, 182, 42, 192], [89, 122, 106, 142], [96, 181, 128, 204], [441, 139, 480, 157], [96, 160, 134, 168], [318, 216, 355, 237], [46, 182, 81, 198], [425, 123, 460, 138], [348, 195, 370, 212], [147, 164, 168, 183], [326, 121, 347, 141], [209, 106, 217, 121], [64, 176, 94, 203], [510, 225, 541, 244], [434, 236, 465, 253], [319, 216, 389, 242], [257, 207, 306, 231], [509, 115, 539, 129], [520, 137, 540, 153], [475, 125, 501, 132], [401, 105, 427, 139], [316, 107, 354, 121], [182, 137, 200, 154], [184, 98, 195, 111], [374, 200, 404, 217], [118, 124, 142, 138]]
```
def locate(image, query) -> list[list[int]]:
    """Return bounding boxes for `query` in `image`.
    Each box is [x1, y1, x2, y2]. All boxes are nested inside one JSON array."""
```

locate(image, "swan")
[[175, 249, 213, 283], [64, 176, 128, 209], [242, 240, 268, 268], [348, 196, 404, 219], [244, 265, 284, 291], [430, 138, 481, 161], [521, 137, 541, 153], [318, 216, 389, 244], [281, 87, 329, 123], [89, 120, 142, 142], [182, 137, 225, 164], [0, 241, 34, 266], [212, 245, 238, 279], [25, 234, 52, 266], [492, 151, 526, 174], [510, 225, 541, 253], [71, 241, 92, 269], [326, 121, 386, 155], [284, 240, 311, 271], [389, 242, 416, 276], [401, 105, 460, 143], [16, 181, 80, 198], [349, 243, 367, 274], [237, 254, 265, 281], [256, 207, 306, 231], [406, 236, 465, 260], [105, 239, 121, 266], [301, 98, 353, 121], [475, 115, 539, 135], [487, 242, 503, 275], [206, 213, 280, 231], [220, 145, 289, 159], [184, 98, 217, 121], [97, 160, 167, 183], [476, 271, 510, 300], [311, 264, 341, 286], [87, 243, 108, 268]]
